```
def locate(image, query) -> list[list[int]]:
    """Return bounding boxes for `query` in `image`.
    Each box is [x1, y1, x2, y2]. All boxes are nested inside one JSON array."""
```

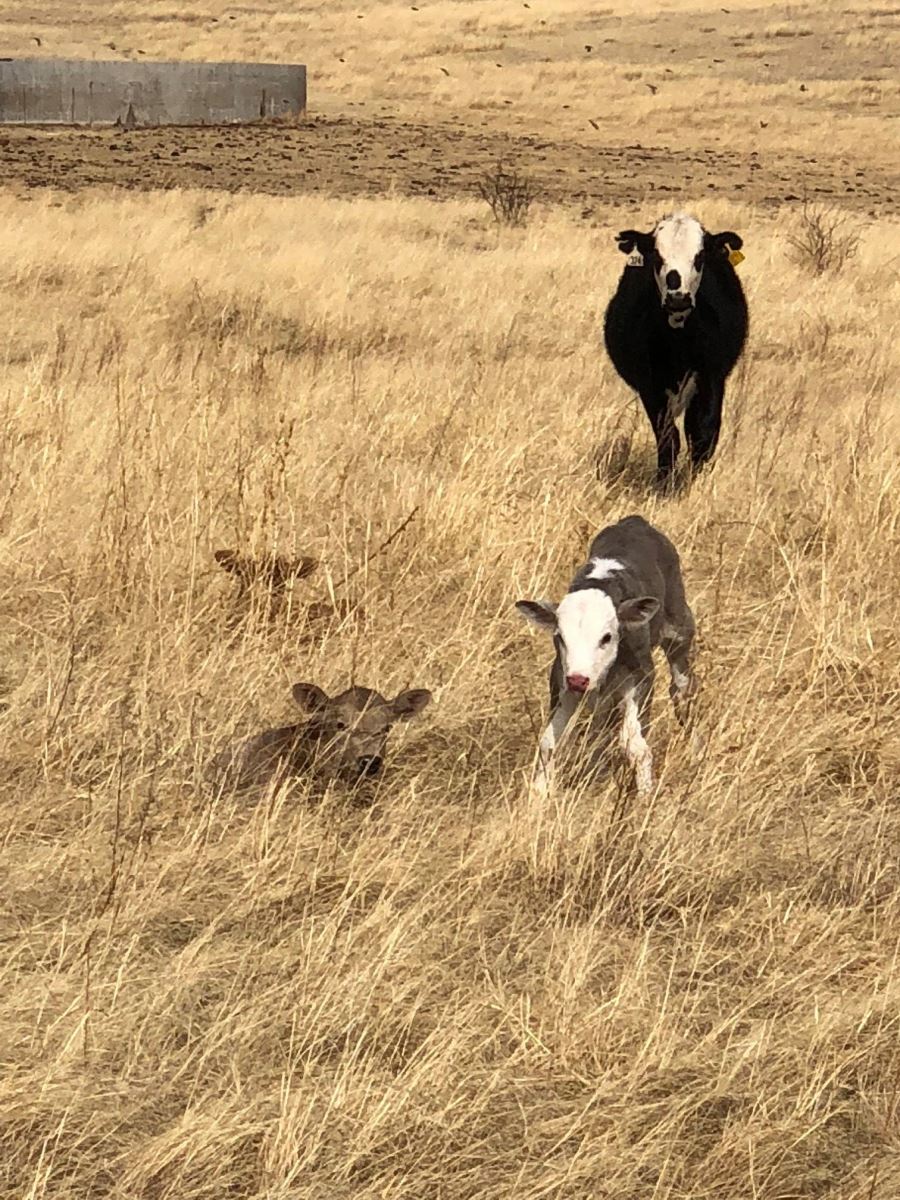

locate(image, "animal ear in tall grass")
[[291, 682, 331, 713], [390, 688, 433, 720]]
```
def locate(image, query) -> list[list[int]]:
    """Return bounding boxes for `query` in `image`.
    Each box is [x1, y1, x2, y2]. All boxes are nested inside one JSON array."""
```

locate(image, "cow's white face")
[[515, 591, 661, 695], [616, 214, 744, 332], [652, 213, 705, 328]]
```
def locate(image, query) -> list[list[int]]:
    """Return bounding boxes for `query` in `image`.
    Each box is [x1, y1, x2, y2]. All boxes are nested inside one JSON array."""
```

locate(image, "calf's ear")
[[391, 688, 433, 720], [515, 599, 558, 631], [214, 549, 242, 575], [292, 682, 331, 712], [616, 229, 653, 256], [617, 596, 660, 628], [710, 230, 743, 254], [280, 555, 318, 582]]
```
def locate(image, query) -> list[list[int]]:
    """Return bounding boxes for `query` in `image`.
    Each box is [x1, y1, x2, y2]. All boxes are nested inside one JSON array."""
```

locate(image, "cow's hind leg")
[[639, 391, 680, 488], [685, 378, 724, 471], [661, 618, 696, 726], [619, 674, 654, 797]]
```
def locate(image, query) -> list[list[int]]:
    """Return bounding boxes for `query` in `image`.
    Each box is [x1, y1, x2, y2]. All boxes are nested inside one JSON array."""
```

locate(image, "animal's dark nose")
[[566, 674, 590, 694], [665, 269, 681, 290], [357, 755, 383, 777], [664, 292, 692, 313]]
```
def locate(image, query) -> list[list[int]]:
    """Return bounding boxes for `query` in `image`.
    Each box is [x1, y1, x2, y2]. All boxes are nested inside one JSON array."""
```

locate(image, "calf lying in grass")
[[214, 548, 319, 597], [214, 548, 364, 626], [516, 515, 695, 798], [209, 682, 433, 794]]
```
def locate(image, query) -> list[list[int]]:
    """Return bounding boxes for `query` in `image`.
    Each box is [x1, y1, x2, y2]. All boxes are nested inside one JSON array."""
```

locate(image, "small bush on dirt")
[[787, 200, 860, 274], [477, 163, 538, 227]]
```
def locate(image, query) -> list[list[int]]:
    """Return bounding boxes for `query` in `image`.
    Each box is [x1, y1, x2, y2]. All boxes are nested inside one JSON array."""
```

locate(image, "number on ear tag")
[[728, 249, 745, 267], [627, 251, 644, 267]]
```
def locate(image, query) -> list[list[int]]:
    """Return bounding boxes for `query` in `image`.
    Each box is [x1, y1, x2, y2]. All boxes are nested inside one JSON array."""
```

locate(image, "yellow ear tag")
[[728, 249, 745, 267]]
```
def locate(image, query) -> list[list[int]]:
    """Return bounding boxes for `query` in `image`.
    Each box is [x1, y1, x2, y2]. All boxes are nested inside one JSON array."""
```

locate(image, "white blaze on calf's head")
[[652, 212, 706, 315], [554, 589, 621, 688]]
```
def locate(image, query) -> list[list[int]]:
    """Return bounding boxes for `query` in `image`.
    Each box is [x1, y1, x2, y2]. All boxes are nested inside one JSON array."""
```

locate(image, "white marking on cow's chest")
[[665, 371, 697, 420]]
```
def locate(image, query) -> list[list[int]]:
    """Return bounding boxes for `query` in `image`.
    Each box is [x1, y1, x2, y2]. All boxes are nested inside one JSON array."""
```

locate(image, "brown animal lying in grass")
[[214, 548, 319, 597], [209, 681, 433, 794], [214, 549, 364, 625]]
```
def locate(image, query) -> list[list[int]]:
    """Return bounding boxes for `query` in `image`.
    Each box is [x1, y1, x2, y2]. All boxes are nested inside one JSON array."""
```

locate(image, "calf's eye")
[[599, 633, 612, 647]]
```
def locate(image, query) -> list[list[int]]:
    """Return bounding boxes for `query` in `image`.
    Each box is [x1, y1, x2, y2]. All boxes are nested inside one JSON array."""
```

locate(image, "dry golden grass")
[[1, 0, 899, 1195], [1, 184, 898, 1198]]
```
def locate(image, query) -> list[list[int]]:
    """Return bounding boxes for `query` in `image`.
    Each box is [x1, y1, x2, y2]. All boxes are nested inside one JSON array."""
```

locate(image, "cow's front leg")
[[640, 390, 681, 488], [619, 679, 654, 797], [532, 690, 578, 798], [685, 376, 725, 471]]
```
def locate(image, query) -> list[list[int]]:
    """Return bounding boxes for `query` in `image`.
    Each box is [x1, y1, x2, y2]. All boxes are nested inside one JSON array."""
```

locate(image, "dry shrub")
[[477, 163, 538, 227], [787, 200, 861, 274]]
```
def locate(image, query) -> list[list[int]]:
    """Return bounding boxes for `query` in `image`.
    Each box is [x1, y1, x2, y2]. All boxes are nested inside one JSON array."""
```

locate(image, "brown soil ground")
[[0, 115, 895, 214]]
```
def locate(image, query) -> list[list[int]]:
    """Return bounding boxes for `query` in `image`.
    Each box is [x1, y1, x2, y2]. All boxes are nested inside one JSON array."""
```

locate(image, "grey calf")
[[516, 515, 695, 796]]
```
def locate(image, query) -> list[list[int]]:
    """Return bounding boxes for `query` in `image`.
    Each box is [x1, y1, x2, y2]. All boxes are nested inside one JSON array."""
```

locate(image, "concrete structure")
[[0, 58, 306, 126]]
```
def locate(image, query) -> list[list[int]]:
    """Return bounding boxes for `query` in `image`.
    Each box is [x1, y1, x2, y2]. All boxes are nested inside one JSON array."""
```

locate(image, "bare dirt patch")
[[1, 115, 894, 214]]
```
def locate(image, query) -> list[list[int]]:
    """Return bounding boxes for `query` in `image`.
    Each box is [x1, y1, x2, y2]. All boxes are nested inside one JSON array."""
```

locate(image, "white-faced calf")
[[516, 515, 695, 797], [210, 682, 433, 794]]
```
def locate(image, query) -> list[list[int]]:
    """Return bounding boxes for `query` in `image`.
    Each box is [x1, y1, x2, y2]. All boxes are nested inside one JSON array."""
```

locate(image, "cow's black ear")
[[710, 230, 743, 254], [616, 229, 652, 255]]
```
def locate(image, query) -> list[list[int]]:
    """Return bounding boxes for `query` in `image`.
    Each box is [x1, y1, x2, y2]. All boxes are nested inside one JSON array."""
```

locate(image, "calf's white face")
[[516, 591, 660, 694], [554, 590, 620, 691], [652, 214, 705, 326]]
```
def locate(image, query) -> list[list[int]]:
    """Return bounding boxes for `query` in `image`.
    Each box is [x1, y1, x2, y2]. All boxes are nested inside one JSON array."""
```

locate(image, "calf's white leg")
[[532, 691, 578, 797], [620, 686, 654, 797]]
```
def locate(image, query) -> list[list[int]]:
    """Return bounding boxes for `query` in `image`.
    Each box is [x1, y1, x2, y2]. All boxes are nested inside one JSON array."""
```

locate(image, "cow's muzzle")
[[663, 292, 693, 315], [566, 674, 590, 694]]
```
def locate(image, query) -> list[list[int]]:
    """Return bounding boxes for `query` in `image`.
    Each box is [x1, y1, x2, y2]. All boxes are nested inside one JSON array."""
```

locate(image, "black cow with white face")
[[603, 211, 749, 487]]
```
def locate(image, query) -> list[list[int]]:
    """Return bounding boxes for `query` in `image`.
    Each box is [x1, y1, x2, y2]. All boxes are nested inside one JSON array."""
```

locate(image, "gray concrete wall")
[[0, 58, 306, 126]]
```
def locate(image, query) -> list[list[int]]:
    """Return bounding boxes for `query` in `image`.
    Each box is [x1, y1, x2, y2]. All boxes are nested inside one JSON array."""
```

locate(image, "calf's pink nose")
[[566, 673, 590, 694]]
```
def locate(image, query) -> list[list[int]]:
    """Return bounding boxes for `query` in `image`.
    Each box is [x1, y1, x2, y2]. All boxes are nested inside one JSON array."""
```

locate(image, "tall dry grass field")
[[0, 187, 898, 1198], [1, 0, 899, 1194]]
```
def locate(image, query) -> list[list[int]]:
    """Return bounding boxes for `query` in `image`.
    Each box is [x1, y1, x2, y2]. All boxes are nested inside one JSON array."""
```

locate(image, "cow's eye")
[[599, 633, 612, 647], [694, 251, 705, 269]]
